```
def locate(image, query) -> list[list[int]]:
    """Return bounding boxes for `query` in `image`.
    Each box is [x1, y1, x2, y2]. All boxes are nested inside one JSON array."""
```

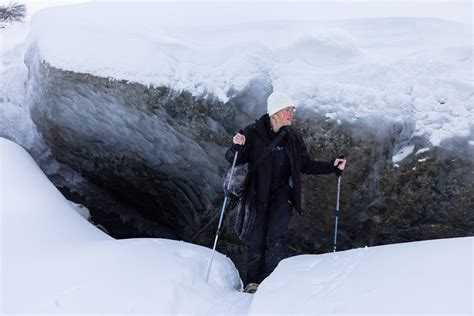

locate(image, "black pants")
[[246, 198, 293, 284]]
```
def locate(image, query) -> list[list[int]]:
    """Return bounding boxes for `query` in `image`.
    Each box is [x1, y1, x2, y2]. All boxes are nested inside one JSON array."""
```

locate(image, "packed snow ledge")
[[26, 2, 473, 147], [2, 138, 472, 314]]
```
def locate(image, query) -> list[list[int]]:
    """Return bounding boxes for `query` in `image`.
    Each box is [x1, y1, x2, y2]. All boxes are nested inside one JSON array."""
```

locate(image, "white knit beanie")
[[267, 91, 295, 116]]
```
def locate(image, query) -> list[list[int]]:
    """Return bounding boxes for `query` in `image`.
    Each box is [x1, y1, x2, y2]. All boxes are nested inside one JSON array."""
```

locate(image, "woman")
[[225, 91, 346, 292]]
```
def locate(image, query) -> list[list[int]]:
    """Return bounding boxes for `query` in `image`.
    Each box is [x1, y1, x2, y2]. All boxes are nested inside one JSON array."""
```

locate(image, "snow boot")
[[244, 283, 259, 294]]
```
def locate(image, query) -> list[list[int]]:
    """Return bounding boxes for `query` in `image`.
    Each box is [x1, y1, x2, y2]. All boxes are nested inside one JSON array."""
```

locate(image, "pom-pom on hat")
[[267, 91, 295, 116]]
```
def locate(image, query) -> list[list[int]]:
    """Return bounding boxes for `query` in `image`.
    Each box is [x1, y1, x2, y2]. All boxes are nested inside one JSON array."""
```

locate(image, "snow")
[[392, 143, 415, 163], [0, 21, 41, 152], [2, 136, 473, 314], [22, 1, 473, 147], [248, 239, 474, 315], [21, 0, 93, 19], [0, 137, 250, 314], [68, 200, 91, 220], [415, 147, 431, 155]]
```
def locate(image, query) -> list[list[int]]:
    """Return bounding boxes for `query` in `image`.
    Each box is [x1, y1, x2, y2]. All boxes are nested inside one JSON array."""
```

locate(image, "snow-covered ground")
[[1, 137, 250, 314], [249, 238, 473, 315], [2, 137, 472, 314], [24, 1, 473, 147]]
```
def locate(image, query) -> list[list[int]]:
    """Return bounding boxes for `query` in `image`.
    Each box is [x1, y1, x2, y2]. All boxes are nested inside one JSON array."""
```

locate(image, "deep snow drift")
[[1, 137, 472, 314], [1, 137, 249, 314]]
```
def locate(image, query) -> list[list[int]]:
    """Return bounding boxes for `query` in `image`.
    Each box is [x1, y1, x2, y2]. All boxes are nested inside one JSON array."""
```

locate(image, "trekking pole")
[[333, 175, 342, 252], [333, 156, 344, 252], [205, 149, 239, 283]]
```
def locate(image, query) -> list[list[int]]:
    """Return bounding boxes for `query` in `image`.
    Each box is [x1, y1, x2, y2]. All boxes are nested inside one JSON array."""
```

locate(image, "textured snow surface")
[[26, 2, 473, 146]]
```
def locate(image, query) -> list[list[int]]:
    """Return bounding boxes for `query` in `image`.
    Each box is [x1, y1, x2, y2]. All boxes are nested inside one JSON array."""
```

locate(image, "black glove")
[[232, 143, 244, 152]]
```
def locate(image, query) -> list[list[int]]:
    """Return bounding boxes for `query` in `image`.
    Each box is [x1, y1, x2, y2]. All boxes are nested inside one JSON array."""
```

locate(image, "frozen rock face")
[[27, 59, 258, 242], [288, 115, 473, 257], [26, 51, 473, 281]]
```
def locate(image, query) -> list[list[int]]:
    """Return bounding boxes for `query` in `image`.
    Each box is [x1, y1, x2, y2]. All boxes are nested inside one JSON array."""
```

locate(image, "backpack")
[[222, 126, 288, 200], [222, 127, 289, 240]]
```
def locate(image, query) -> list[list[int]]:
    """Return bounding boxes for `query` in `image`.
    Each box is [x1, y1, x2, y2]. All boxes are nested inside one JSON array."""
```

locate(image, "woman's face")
[[279, 106, 295, 126]]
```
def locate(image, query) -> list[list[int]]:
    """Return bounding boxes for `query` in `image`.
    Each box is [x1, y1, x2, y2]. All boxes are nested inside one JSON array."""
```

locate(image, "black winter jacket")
[[226, 114, 338, 215]]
